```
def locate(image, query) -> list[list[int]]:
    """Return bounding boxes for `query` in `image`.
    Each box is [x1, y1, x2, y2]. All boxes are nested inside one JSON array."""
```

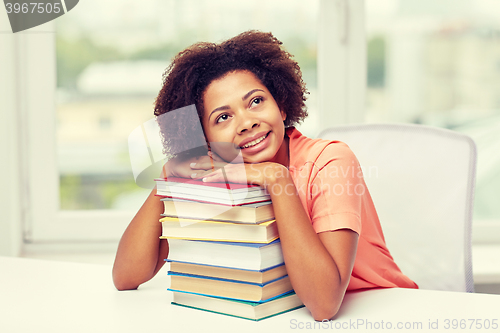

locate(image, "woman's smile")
[[239, 131, 270, 149]]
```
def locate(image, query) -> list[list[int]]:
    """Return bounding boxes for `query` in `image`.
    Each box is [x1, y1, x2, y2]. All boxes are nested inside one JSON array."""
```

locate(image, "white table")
[[1, 256, 500, 333]]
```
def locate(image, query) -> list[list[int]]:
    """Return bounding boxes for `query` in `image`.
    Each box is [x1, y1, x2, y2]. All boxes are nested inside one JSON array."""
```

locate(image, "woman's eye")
[[251, 97, 263, 107], [216, 114, 230, 123]]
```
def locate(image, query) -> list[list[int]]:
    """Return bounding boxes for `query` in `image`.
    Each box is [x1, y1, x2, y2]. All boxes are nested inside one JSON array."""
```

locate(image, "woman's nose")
[[237, 111, 260, 134]]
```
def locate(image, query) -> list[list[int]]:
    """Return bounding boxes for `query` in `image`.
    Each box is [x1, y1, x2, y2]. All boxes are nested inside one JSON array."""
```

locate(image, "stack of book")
[[155, 177, 304, 321]]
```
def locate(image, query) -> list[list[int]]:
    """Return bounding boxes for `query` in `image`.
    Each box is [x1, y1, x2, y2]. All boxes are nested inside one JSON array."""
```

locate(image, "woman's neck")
[[269, 134, 290, 168]]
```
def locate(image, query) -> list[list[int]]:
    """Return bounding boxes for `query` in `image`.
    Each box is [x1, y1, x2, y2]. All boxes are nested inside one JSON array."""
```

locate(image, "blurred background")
[[2, 0, 500, 292], [54, 0, 500, 223], [54, 0, 319, 212], [365, 0, 500, 225]]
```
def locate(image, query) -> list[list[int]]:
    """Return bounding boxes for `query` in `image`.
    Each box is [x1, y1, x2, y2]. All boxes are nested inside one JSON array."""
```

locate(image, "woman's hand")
[[193, 159, 288, 191], [163, 151, 227, 179]]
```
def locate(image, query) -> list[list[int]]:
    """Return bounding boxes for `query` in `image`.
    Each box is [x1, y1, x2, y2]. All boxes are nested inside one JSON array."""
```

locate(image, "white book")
[[155, 177, 270, 206], [166, 239, 284, 271]]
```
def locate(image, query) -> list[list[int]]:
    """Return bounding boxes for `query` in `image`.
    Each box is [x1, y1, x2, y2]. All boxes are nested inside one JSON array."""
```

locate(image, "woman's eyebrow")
[[208, 105, 230, 120], [242, 89, 264, 101]]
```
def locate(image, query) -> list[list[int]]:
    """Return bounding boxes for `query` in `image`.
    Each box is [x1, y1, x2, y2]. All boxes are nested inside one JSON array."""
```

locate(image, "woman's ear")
[[281, 109, 287, 122]]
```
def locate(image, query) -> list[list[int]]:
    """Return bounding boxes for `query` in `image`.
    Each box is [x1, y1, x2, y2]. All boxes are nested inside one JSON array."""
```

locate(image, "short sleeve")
[[308, 143, 365, 235]]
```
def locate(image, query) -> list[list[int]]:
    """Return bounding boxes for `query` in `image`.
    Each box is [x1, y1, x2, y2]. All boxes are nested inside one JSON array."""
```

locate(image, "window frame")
[[11, 0, 497, 245], [15, 1, 359, 243], [13, 24, 134, 243], [317, 0, 366, 129], [0, 22, 23, 256]]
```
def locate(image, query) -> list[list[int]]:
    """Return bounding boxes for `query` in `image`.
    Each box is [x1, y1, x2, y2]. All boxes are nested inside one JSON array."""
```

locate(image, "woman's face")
[[202, 70, 287, 164]]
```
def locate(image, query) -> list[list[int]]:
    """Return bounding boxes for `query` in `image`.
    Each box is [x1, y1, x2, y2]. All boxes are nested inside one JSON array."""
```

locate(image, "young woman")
[[112, 31, 417, 321]]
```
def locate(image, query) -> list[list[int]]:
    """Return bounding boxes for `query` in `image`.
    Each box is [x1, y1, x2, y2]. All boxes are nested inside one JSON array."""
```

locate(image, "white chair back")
[[318, 123, 476, 292]]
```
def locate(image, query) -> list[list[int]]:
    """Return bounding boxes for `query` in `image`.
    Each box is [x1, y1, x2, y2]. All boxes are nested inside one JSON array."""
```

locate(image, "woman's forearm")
[[112, 156, 200, 290], [112, 188, 168, 290], [265, 170, 357, 321]]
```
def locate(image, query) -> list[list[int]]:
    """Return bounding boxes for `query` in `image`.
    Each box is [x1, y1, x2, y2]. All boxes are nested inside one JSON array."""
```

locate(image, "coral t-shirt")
[[287, 127, 418, 290]]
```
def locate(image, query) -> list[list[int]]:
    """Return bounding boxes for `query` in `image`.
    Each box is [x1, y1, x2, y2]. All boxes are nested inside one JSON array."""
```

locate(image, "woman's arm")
[[112, 188, 167, 290], [268, 169, 358, 321], [112, 153, 220, 290], [200, 162, 358, 321]]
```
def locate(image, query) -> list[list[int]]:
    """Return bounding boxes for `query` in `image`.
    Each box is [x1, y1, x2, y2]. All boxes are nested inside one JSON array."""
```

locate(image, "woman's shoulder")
[[287, 127, 358, 169]]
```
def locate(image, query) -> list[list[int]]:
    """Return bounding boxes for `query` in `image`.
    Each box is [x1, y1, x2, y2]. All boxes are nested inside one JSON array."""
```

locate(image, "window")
[[365, 0, 500, 242], [55, 0, 321, 214], [14, 0, 365, 243]]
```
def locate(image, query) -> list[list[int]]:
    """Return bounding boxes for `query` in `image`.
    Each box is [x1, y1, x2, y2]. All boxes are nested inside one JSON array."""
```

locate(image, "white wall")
[[0, 15, 22, 257], [317, 0, 366, 129]]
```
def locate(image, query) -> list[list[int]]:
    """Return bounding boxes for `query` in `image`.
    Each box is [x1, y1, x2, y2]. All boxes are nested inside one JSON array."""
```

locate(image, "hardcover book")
[[159, 217, 278, 243], [166, 239, 284, 271], [171, 291, 303, 321], [168, 273, 293, 302], [161, 198, 274, 224], [169, 261, 287, 284], [155, 177, 270, 206]]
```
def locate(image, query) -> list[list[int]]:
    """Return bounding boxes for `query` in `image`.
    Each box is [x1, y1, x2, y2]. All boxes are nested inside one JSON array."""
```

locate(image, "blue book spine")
[[168, 271, 288, 286], [165, 260, 285, 272], [167, 289, 294, 303]]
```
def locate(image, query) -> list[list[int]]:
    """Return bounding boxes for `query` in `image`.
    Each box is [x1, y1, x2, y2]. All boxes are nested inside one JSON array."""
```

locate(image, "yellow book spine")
[[159, 235, 279, 243], [159, 216, 275, 226]]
